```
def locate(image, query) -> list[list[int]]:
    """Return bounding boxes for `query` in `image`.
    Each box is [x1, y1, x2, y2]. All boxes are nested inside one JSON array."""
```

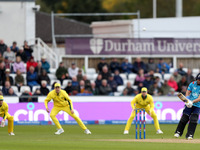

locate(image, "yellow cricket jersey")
[[131, 93, 154, 111], [0, 101, 9, 120], [44, 89, 73, 110]]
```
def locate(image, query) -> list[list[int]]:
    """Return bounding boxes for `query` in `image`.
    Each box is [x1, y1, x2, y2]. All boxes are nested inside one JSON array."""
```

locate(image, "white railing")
[[31, 38, 58, 69]]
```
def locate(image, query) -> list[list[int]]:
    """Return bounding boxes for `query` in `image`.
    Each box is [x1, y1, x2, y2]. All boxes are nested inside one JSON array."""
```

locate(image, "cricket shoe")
[[55, 128, 64, 135], [174, 132, 180, 138], [9, 132, 15, 136], [84, 129, 91, 134], [123, 130, 129, 134], [156, 129, 163, 134], [186, 135, 193, 140]]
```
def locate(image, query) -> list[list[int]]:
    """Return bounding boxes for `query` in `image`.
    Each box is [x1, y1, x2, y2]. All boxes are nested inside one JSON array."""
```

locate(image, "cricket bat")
[[177, 93, 189, 103]]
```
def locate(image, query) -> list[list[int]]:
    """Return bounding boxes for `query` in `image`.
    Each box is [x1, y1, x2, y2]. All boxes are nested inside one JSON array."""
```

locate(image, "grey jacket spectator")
[[3, 47, 16, 63], [186, 69, 195, 83], [159, 80, 171, 95], [146, 58, 158, 72], [99, 79, 112, 95], [172, 70, 182, 83]]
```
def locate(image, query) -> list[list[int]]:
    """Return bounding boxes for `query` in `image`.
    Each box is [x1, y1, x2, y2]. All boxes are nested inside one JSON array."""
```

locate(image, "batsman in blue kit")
[[174, 73, 200, 140]]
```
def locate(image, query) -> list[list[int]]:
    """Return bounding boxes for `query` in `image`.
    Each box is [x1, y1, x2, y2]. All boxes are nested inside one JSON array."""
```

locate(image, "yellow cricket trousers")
[[50, 106, 87, 130], [0, 113, 14, 133], [125, 106, 160, 131]]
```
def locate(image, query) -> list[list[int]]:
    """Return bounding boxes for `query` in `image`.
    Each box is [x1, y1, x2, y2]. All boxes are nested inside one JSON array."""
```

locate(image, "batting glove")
[[185, 100, 193, 108]]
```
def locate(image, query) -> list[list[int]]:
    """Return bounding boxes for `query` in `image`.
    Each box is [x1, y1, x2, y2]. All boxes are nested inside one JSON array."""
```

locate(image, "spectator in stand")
[[143, 74, 154, 89], [56, 62, 68, 82], [19, 87, 32, 102], [4, 56, 12, 71], [38, 70, 50, 85], [0, 61, 5, 85], [15, 69, 24, 91], [2, 68, 14, 86], [177, 76, 188, 94], [79, 80, 85, 93], [76, 69, 83, 82], [95, 74, 102, 88], [68, 62, 79, 78], [16, 47, 27, 62], [135, 69, 145, 85], [137, 82, 144, 93], [40, 80, 50, 96], [0, 39, 7, 55], [185, 69, 195, 83], [41, 56, 50, 73], [121, 58, 132, 74], [99, 79, 112, 96], [35, 61, 44, 76], [0, 53, 3, 62], [108, 75, 118, 92], [32, 88, 41, 102], [168, 88, 176, 96], [132, 57, 146, 73], [89, 82, 99, 95], [167, 76, 178, 91], [124, 81, 136, 96], [27, 66, 39, 87], [110, 58, 120, 73], [172, 70, 182, 83], [177, 62, 186, 76], [157, 58, 170, 74], [64, 81, 72, 95], [97, 58, 109, 73], [120, 88, 128, 96], [114, 69, 123, 86], [23, 40, 33, 60], [148, 70, 155, 81], [10, 41, 19, 54], [154, 76, 162, 88], [146, 58, 158, 72], [148, 82, 161, 96], [159, 80, 171, 95], [2, 81, 11, 95], [100, 65, 111, 80], [13, 56, 26, 73], [3, 47, 15, 63], [7, 87, 17, 96], [26, 56, 38, 72], [71, 76, 79, 95], [82, 75, 91, 89]]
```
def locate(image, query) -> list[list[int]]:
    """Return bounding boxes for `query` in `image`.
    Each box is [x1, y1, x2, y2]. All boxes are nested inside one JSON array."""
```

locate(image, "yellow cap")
[[141, 87, 147, 92], [54, 83, 61, 88], [0, 95, 4, 101]]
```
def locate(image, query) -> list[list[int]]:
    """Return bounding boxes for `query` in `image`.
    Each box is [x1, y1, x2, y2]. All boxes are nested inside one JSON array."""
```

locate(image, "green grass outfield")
[[0, 124, 200, 150]]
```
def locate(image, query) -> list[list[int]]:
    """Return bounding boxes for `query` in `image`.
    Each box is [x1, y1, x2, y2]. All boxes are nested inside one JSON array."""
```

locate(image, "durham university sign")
[[65, 38, 200, 55]]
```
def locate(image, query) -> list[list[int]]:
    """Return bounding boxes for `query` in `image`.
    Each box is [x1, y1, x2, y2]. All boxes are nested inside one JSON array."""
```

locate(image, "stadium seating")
[[117, 85, 125, 93], [164, 74, 172, 80], [62, 79, 71, 87], [128, 73, 137, 80], [20, 86, 31, 93], [32, 85, 41, 93], [119, 73, 127, 81]]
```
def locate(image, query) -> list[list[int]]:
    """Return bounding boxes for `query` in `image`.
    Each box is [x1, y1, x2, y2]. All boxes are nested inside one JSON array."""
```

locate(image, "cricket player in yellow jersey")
[[124, 87, 163, 134], [44, 83, 91, 135], [0, 95, 15, 135]]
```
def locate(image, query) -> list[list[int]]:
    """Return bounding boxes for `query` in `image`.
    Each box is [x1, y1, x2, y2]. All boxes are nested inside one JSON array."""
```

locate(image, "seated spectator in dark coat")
[[0, 61, 5, 85], [186, 69, 195, 83], [95, 74, 102, 88], [35, 61, 44, 77], [146, 58, 158, 72], [177, 76, 188, 94], [121, 58, 132, 74], [32, 88, 41, 102], [89, 82, 99, 95], [99, 79, 112, 95], [2, 68, 14, 85], [15, 69, 24, 91], [71, 76, 79, 95], [19, 87, 32, 102], [0, 39, 7, 55], [27, 66, 39, 87], [97, 58, 109, 73], [64, 81, 72, 95], [114, 70, 123, 85], [82, 75, 91, 89], [132, 57, 146, 73], [38, 70, 50, 85], [40, 80, 50, 96], [23, 40, 33, 60], [7, 87, 17, 96], [76, 69, 83, 82], [108, 75, 118, 92], [110, 58, 120, 73], [177, 62, 186, 76], [143, 74, 154, 89], [10, 41, 19, 54], [120, 88, 128, 96], [56, 62, 68, 81], [159, 80, 171, 95], [137, 82, 144, 93], [2, 81, 11, 95], [16, 47, 28, 63], [148, 82, 161, 96], [124, 81, 137, 96], [100, 66, 111, 80]]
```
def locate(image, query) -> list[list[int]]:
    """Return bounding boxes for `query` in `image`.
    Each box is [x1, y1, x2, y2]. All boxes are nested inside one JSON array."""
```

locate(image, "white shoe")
[[174, 133, 180, 138], [55, 128, 64, 135], [124, 130, 129, 134], [156, 129, 163, 134], [9, 132, 15, 136], [187, 135, 193, 140], [84, 129, 91, 134]]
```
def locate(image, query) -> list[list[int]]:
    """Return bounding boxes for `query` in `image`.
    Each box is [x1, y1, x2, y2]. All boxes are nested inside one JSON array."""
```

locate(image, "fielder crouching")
[[124, 87, 163, 134], [174, 73, 200, 140]]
